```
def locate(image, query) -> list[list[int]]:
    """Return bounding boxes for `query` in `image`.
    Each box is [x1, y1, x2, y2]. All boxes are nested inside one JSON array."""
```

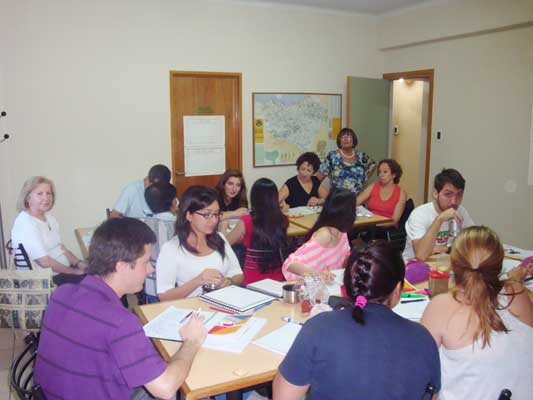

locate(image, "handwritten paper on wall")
[[183, 116, 226, 176]]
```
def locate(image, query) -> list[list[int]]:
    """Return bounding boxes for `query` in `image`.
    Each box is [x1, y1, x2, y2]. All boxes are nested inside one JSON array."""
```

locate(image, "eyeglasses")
[[194, 211, 221, 220]]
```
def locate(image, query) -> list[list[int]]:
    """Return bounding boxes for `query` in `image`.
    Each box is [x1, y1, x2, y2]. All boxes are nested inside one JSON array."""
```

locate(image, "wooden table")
[[74, 227, 94, 259], [289, 212, 393, 231], [135, 298, 308, 400]]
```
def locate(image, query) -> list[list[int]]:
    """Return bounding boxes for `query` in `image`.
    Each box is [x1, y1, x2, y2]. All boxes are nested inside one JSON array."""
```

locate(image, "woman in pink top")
[[283, 188, 355, 281], [356, 159, 407, 227]]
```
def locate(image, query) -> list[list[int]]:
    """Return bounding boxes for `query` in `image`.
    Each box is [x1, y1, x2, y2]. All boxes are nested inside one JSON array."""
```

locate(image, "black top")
[[284, 175, 320, 208], [218, 194, 240, 212]]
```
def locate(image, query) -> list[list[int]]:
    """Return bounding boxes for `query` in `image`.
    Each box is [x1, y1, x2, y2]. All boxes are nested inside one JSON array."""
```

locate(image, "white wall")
[[383, 24, 533, 248], [0, 0, 382, 255]]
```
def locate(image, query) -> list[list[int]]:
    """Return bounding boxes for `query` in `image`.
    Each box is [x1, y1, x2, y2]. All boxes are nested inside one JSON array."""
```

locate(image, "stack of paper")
[[504, 244, 533, 260], [288, 206, 321, 216], [200, 285, 275, 313], [356, 206, 373, 217]]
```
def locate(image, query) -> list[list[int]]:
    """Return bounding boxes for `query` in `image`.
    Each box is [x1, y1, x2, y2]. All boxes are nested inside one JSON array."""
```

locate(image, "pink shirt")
[[282, 232, 350, 281]]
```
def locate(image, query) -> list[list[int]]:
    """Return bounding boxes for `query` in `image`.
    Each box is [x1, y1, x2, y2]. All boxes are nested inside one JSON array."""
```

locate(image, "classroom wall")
[[0, 0, 382, 255], [382, 11, 533, 247]]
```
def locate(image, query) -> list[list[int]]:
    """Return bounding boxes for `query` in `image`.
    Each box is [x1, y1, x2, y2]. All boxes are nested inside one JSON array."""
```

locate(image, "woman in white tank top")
[[421, 226, 533, 400]]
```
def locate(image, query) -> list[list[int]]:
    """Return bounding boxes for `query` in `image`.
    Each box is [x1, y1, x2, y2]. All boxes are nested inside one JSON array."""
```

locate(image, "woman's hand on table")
[[234, 207, 249, 217], [197, 269, 223, 285], [307, 197, 321, 207]]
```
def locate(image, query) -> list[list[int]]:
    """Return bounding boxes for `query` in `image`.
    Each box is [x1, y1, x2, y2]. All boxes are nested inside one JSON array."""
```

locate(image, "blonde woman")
[[421, 226, 533, 400], [11, 176, 86, 284]]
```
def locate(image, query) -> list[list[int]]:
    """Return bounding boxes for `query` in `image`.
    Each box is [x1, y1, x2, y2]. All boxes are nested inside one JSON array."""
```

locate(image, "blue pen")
[[401, 299, 426, 304], [282, 316, 303, 325]]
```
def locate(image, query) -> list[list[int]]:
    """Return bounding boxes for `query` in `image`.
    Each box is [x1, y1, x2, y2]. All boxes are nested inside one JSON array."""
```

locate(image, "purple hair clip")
[[355, 295, 367, 309]]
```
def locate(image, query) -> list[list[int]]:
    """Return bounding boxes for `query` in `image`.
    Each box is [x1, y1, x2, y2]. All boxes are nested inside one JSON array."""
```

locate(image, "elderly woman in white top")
[[11, 176, 86, 284]]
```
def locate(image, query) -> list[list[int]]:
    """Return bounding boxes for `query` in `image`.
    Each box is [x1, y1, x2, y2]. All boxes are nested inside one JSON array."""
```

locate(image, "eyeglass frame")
[[193, 211, 222, 220]]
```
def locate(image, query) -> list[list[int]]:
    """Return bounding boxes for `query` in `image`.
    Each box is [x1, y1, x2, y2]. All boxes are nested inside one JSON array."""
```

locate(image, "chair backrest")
[[106, 208, 111, 219], [139, 217, 176, 300], [398, 198, 415, 232], [244, 247, 289, 271], [498, 389, 512, 399], [7, 241, 33, 270], [10, 333, 47, 400], [420, 383, 436, 400]]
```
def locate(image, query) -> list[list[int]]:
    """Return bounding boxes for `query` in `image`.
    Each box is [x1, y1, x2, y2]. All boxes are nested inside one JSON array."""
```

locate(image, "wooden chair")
[[10, 333, 47, 400]]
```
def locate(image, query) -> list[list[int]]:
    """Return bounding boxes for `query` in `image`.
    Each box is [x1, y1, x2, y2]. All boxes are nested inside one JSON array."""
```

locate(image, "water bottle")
[[312, 275, 330, 305], [303, 275, 316, 304]]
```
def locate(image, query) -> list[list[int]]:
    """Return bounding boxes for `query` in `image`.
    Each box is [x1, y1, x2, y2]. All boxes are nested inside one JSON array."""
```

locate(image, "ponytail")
[[451, 226, 507, 347]]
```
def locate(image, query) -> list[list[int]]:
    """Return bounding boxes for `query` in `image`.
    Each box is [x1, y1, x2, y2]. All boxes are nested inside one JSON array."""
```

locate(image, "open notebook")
[[200, 285, 276, 313], [246, 279, 285, 298]]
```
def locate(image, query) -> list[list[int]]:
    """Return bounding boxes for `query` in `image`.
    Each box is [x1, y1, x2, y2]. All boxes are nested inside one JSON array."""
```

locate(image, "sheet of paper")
[[503, 244, 533, 261], [392, 298, 430, 321], [183, 115, 226, 176], [356, 206, 373, 217], [253, 323, 302, 356], [183, 115, 225, 147], [288, 206, 321, 216], [184, 147, 225, 177], [143, 306, 267, 353], [204, 317, 266, 353]]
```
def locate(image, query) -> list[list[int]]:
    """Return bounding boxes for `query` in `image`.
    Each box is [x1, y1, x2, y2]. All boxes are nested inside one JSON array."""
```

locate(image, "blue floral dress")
[[319, 149, 375, 194]]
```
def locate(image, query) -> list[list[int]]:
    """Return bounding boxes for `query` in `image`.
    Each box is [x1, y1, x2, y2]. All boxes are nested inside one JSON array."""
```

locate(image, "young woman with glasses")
[[156, 186, 243, 300]]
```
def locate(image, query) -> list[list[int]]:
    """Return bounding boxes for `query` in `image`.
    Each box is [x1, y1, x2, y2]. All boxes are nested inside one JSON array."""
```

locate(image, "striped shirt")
[[282, 232, 350, 280], [34, 275, 166, 399]]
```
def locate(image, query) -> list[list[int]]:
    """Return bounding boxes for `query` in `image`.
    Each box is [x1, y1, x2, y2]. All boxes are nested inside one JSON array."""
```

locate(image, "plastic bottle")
[[313, 275, 330, 305]]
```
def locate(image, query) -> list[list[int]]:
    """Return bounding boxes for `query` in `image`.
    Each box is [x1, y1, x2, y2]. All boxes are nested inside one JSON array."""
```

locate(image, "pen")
[[179, 311, 193, 323], [282, 316, 303, 325], [400, 299, 427, 304]]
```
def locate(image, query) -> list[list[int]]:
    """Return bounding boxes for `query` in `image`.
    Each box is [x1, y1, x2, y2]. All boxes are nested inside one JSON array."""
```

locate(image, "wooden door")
[[169, 71, 242, 198]]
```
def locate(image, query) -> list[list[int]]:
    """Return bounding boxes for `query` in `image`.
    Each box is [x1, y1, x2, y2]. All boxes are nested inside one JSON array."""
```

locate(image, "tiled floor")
[[0, 329, 26, 400]]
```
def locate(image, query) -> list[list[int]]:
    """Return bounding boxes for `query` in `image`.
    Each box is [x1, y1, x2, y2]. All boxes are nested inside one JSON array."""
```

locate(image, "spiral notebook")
[[200, 285, 275, 313], [246, 279, 285, 298]]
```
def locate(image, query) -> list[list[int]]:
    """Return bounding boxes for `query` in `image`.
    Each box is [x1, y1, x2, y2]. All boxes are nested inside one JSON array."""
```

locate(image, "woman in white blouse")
[[11, 176, 86, 284], [156, 186, 243, 300]]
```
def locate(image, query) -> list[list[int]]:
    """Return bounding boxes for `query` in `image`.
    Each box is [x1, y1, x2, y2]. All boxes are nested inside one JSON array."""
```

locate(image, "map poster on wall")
[[253, 92, 342, 167]]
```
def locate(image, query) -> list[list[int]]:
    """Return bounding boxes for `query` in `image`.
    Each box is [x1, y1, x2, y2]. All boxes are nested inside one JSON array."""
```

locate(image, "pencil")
[[179, 311, 193, 323]]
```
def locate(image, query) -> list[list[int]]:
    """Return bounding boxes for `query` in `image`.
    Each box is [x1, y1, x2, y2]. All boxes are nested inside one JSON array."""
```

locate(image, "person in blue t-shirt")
[[273, 241, 441, 400]]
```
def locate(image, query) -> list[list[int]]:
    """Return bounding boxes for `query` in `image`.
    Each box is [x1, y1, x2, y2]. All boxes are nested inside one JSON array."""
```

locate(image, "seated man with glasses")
[[156, 185, 243, 300], [403, 168, 475, 261]]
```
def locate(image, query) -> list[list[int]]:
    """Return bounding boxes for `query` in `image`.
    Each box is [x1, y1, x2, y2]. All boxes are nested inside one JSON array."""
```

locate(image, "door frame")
[[382, 69, 434, 202]]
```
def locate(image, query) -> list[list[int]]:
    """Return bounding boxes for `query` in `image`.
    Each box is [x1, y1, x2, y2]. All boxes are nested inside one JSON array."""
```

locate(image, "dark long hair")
[[215, 169, 248, 209], [175, 186, 225, 258], [344, 241, 405, 325], [250, 178, 288, 272], [306, 188, 356, 240]]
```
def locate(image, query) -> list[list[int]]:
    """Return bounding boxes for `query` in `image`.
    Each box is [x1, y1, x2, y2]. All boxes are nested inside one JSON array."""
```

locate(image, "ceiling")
[[245, 0, 436, 15]]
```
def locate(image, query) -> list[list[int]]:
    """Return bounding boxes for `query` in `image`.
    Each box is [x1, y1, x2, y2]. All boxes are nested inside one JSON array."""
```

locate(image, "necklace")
[[340, 148, 355, 158]]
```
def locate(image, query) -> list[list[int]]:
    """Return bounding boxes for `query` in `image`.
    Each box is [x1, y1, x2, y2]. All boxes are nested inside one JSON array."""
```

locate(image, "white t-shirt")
[[113, 179, 152, 218], [156, 233, 242, 298], [403, 202, 474, 259], [11, 211, 69, 270], [439, 296, 533, 400]]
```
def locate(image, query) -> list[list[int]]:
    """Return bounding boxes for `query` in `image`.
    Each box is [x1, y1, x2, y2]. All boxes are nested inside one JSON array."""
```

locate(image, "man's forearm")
[[413, 218, 443, 261], [166, 341, 202, 392]]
